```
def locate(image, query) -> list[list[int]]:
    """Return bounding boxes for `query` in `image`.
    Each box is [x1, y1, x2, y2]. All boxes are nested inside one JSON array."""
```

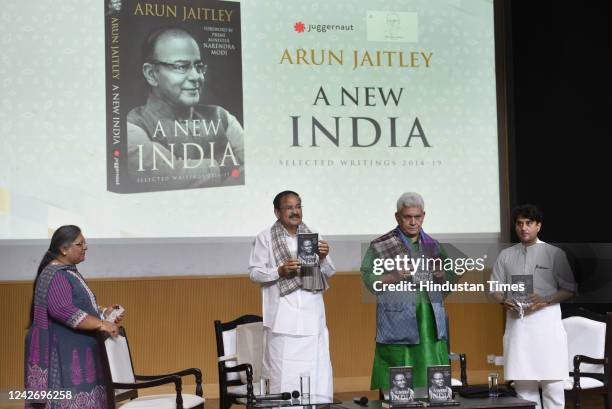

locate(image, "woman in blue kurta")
[[25, 225, 121, 409]]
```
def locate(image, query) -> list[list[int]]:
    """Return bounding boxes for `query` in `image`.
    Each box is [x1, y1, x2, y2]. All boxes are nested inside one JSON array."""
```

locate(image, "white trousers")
[[262, 327, 333, 400], [513, 380, 565, 409]]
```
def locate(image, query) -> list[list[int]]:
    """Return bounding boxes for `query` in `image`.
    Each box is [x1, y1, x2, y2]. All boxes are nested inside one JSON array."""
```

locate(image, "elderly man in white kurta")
[[249, 190, 335, 399], [491, 205, 576, 409]]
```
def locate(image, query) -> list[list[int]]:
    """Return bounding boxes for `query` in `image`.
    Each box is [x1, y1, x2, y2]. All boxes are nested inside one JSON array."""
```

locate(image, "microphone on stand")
[[353, 396, 369, 406]]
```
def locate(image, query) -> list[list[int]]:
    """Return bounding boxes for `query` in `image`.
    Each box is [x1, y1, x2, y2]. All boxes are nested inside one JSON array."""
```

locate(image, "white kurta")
[[249, 225, 335, 398], [503, 304, 568, 380], [491, 240, 577, 380]]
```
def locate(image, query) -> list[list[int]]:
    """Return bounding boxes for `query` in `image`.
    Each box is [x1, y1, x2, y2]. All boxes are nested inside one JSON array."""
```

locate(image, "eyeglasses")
[[280, 205, 303, 212], [151, 60, 207, 75], [72, 240, 88, 248]]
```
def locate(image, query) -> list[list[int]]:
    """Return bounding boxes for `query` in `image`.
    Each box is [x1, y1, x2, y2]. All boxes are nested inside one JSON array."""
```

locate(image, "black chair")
[[447, 315, 468, 388], [562, 308, 611, 409], [448, 351, 468, 389], [214, 314, 262, 409], [97, 327, 204, 409]]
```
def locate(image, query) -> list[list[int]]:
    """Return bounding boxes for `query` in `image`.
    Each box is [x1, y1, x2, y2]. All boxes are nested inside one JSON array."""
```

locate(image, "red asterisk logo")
[[294, 21, 305, 33], [231, 168, 240, 178], [113, 149, 120, 157]]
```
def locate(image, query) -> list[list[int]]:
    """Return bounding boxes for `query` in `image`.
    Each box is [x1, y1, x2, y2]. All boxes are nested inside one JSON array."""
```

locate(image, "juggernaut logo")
[[293, 21, 355, 33]]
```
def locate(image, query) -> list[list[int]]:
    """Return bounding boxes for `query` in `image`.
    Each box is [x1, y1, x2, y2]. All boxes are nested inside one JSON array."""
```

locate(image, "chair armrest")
[[572, 355, 607, 390], [224, 363, 252, 374], [115, 375, 185, 409], [574, 355, 606, 367], [114, 374, 182, 390], [135, 368, 203, 397], [223, 363, 256, 405]]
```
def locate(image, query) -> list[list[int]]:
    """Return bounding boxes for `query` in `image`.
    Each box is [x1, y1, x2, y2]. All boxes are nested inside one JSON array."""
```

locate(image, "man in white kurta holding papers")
[[249, 190, 335, 399], [491, 204, 576, 409]]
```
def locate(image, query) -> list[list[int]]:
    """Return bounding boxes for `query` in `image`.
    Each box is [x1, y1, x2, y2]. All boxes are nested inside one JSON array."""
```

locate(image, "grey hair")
[[396, 192, 424, 212]]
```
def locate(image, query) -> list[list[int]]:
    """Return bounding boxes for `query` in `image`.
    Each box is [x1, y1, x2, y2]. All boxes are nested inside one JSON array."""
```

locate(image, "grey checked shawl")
[[371, 227, 441, 284], [271, 220, 329, 296]]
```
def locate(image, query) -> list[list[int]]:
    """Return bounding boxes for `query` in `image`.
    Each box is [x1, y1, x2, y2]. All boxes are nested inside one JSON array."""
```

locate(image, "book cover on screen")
[[297, 233, 319, 267], [105, 0, 244, 193], [427, 365, 457, 405]]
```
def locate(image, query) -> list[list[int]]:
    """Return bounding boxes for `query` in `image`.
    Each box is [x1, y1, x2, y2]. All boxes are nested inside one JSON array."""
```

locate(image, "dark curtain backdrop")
[[507, 0, 611, 313]]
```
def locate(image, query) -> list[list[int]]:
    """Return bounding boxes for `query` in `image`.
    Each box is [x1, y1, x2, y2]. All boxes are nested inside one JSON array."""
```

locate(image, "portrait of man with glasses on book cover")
[[112, 1, 244, 193]]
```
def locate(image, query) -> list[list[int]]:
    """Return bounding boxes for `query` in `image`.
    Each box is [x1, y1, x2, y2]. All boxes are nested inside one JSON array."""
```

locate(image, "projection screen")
[[0, 0, 505, 278]]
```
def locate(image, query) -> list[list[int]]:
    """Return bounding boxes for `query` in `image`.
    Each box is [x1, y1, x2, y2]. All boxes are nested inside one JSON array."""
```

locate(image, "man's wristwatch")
[[544, 294, 553, 305]]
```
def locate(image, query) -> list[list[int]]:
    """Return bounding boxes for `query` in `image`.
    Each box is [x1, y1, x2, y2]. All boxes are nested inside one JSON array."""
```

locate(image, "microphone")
[[353, 396, 369, 406], [256, 391, 300, 401]]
